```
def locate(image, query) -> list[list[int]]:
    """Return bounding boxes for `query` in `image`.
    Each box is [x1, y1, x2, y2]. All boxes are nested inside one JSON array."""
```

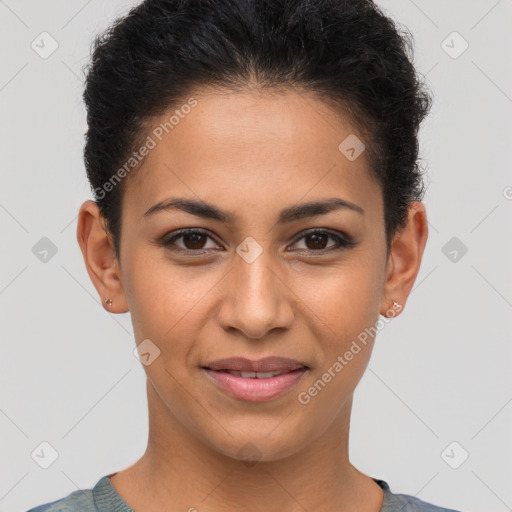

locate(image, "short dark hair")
[[82, 0, 433, 258]]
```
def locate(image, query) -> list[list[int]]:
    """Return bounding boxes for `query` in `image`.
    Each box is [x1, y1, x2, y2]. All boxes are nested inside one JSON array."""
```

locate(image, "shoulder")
[[25, 489, 96, 512], [375, 478, 463, 512], [25, 475, 109, 512]]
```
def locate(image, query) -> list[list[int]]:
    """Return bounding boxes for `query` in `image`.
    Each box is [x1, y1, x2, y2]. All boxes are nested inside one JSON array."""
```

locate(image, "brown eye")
[[161, 228, 221, 253], [290, 229, 357, 253], [304, 232, 329, 250], [181, 231, 208, 250]]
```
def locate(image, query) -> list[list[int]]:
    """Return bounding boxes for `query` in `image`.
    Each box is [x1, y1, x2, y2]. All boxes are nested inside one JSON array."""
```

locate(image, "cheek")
[[297, 260, 383, 337], [121, 249, 220, 343], [294, 267, 383, 418]]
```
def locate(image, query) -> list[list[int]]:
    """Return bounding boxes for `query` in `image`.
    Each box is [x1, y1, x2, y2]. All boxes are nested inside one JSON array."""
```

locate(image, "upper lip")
[[203, 357, 308, 372]]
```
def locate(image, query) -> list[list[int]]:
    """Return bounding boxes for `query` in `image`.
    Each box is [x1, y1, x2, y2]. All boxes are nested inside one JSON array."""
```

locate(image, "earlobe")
[[76, 200, 128, 313], [380, 201, 428, 317]]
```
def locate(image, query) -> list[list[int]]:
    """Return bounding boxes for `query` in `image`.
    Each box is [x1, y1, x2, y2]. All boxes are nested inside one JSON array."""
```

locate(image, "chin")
[[199, 421, 311, 464]]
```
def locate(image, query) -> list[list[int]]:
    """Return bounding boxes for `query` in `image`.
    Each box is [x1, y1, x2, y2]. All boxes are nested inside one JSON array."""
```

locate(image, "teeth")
[[225, 370, 287, 378]]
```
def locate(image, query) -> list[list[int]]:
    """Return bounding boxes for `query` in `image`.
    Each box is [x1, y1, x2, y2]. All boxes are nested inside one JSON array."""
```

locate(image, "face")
[[81, 88, 421, 463]]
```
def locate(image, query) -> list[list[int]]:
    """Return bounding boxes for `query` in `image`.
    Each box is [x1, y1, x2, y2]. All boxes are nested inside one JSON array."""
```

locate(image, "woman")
[[28, 0, 462, 510]]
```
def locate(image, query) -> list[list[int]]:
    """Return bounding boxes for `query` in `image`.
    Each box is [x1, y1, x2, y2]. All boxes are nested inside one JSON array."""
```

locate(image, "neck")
[[110, 379, 383, 512]]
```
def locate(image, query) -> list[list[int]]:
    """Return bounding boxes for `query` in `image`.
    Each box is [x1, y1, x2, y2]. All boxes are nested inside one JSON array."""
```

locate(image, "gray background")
[[1, 1, 511, 511]]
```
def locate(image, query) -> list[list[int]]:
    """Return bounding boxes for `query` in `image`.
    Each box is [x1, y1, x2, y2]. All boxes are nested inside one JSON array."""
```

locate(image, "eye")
[[158, 227, 357, 256], [160, 228, 222, 254], [289, 229, 357, 253]]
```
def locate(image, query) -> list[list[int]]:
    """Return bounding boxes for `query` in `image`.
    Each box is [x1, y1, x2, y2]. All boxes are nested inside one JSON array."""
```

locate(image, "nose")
[[217, 248, 294, 340]]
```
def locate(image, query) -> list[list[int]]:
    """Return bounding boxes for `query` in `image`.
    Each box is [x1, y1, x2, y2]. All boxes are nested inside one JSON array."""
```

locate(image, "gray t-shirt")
[[26, 474, 462, 512]]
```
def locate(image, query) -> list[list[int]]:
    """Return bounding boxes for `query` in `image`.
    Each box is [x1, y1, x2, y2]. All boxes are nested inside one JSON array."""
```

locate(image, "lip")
[[204, 356, 307, 373], [202, 357, 309, 402], [202, 367, 308, 402]]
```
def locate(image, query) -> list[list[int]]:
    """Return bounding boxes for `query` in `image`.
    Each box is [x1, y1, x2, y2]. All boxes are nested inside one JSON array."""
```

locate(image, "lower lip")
[[202, 368, 307, 402]]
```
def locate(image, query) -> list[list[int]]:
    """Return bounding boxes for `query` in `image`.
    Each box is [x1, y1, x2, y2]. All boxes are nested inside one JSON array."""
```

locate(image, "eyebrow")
[[143, 196, 364, 223]]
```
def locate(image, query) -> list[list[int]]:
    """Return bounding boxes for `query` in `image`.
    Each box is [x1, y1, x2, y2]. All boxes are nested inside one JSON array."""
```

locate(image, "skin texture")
[[77, 88, 428, 512]]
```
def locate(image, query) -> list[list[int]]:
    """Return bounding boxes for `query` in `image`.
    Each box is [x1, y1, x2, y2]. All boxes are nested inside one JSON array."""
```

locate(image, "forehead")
[[122, 88, 383, 225]]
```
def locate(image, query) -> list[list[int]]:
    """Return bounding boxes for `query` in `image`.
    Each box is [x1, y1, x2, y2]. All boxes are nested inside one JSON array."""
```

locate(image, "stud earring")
[[104, 298, 113, 307], [382, 300, 401, 318]]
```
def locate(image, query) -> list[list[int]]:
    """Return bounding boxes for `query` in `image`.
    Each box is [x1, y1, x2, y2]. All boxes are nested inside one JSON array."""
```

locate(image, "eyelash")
[[159, 228, 357, 255]]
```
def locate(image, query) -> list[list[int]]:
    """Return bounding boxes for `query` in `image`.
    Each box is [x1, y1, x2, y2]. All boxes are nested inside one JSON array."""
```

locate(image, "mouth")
[[207, 369, 302, 379], [203, 356, 308, 373], [201, 357, 309, 402]]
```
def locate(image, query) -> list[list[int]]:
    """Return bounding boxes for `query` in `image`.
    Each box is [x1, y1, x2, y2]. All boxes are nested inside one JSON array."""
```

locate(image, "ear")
[[380, 201, 428, 317], [76, 200, 128, 313]]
